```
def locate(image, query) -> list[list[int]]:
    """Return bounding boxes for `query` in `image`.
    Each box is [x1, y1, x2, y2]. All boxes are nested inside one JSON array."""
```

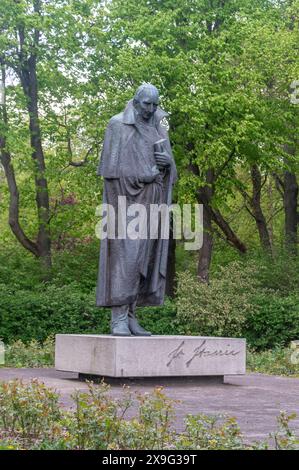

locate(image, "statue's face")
[[134, 89, 159, 121]]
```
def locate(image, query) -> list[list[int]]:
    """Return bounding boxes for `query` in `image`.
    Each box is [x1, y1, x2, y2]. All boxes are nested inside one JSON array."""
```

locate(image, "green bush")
[[176, 261, 258, 337], [66, 383, 176, 450], [0, 380, 298, 450], [250, 252, 299, 296], [0, 283, 110, 343], [175, 414, 244, 450], [245, 292, 299, 349], [0, 243, 298, 350], [4, 337, 55, 368], [0, 379, 61, 441], [176, 259, 299, 349], [247, 347, 299, 376], [137, 299, 177, 335], [0, 242, 99, 292], [0, 282, 176, 344]]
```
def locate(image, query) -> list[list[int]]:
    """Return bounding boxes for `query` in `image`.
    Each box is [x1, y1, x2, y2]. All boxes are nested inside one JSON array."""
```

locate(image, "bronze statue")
[[96, 84, 177, 336]]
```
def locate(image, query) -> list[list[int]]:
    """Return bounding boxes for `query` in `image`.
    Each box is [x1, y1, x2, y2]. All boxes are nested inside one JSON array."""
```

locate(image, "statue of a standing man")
[[96, 83, 177, 336]]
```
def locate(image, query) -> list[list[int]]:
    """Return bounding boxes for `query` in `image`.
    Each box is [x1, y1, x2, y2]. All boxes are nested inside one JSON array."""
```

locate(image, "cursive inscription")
[[185, 340, 240, 367], [167, 341, 185, 367], [166, 339, 241, 368]]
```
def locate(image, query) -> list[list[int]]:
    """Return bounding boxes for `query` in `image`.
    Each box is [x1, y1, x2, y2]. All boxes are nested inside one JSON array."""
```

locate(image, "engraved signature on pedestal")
[[166, 341, 185, 367], [167, 339, 241, 368]]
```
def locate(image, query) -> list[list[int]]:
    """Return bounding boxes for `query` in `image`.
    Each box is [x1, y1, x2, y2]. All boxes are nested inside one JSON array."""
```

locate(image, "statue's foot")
[[128, 312, 152, 336], [111, 321, 131, 336], [111, 306, 131, 336]]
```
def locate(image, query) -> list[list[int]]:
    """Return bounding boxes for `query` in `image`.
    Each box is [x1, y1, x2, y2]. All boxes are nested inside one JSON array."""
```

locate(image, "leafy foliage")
[[176, 255, 299, 349], [176, 261, 258, 337], [0, 278, 177, 344], [4, 337, 55, 368], [247, 347, 299, 377], [245, 292, 299, 349], [0, 379, 61, 442], [0, 1, 298, 368], [0, 380, 298, 450]]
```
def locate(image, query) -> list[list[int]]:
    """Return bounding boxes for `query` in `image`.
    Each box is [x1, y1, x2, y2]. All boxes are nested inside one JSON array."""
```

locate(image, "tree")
[[0, 0, 104, 272], [91, 0, 298, 280]]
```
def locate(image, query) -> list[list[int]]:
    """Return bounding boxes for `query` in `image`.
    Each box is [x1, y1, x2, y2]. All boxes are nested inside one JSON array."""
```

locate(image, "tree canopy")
[[0, 0, 298, 281]]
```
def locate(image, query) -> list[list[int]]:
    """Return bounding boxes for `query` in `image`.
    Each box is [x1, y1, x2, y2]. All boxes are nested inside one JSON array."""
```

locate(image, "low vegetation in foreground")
[[0, 380, 298, 450]]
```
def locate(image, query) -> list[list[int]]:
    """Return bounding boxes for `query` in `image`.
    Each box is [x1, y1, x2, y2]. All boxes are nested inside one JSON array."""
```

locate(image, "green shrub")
[[251, 253, 299, 296], [66, 382, 133, 450], [0, 379, 61, 441], [0, 283, 110, 343], [245, 292, 299, 349], [271, 412, 299, 450], [0, 380, 298, 450], [50, 242, 100, 292], [4, 337, 55, 368], [66, 383, 176, 450], [247, 347, 299, 376], [176, 260, 299, 349], [0, 242, 99, 292], [175, 414, 244, 450], [137, 299, 177, 335], [0, 281, 176, 344], [176, 261, 258, 337], [0, 439, 20, 450]]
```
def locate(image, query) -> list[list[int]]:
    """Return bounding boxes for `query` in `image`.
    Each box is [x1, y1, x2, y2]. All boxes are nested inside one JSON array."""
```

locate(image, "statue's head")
[[133, 83, 159, 121]]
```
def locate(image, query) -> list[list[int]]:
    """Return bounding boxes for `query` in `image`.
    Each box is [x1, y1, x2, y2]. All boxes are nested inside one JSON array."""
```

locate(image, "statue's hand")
[[139, 174, 157, 184], [154, 151, 171, 168]]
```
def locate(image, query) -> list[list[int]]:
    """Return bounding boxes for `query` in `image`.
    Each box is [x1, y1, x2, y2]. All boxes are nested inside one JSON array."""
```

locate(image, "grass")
[[247, 347, 299, 377]]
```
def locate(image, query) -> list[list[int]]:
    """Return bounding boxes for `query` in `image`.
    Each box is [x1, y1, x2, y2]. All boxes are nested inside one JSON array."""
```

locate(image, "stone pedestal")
[[55, 335, 246, 378]]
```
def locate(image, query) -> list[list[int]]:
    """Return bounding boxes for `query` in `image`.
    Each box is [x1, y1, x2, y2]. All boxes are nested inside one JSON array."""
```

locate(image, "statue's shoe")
[[128, 313, 152, 336], [111, 321, 131, 336]]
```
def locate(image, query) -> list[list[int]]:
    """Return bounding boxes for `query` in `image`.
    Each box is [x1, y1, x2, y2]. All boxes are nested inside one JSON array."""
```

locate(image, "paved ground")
[[0, 368, 299, 444]]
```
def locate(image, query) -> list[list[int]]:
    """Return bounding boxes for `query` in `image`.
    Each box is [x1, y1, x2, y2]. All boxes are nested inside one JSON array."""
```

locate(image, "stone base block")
[[55, 335, 246, 378]]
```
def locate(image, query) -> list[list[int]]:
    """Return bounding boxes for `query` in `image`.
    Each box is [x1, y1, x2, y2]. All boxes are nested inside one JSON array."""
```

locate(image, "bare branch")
[[273, 172, 285, 197], [66, 146, 93, 169], [266, 206, 284, 225], [214, 147, 236, 181], [261, 172, 268, 190]]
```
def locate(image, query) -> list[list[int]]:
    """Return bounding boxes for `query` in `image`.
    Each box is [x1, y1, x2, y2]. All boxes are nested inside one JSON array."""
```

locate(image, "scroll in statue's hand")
[[154, 151, 171, 168]]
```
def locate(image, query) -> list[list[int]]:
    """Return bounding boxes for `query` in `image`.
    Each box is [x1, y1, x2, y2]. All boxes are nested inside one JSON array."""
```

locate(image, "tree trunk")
[[18, 9, 52, 270], [209, 205, 247, 253], [27, 62, 52, 270], [191, 165, 247, 282], [237, 166, 272, 254], [283, 143, 298, 255], [0, 149, 39, 257], [196, 168, 214, 282], [250, 165, 272, 254], [0, 61, 38, 257], [197, 203, 213, 283], [267, 176, 275, 252], [284, 169, 298, 255]]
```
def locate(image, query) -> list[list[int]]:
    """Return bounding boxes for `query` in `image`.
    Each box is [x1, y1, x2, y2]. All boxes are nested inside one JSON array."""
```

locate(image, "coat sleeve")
[[97, 118, 146, 197], [96, 118, 122, 178]]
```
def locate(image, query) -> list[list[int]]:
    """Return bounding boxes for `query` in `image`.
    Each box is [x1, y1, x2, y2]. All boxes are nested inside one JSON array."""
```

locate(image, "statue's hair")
[[134, 83, 159, 102]]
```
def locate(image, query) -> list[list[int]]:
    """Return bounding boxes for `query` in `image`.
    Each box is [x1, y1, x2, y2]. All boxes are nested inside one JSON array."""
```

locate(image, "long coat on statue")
[[96, 99, 177, 307]]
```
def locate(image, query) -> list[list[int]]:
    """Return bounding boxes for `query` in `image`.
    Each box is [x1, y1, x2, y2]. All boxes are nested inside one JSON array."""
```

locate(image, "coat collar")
[[121, 99, 168, 125]]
